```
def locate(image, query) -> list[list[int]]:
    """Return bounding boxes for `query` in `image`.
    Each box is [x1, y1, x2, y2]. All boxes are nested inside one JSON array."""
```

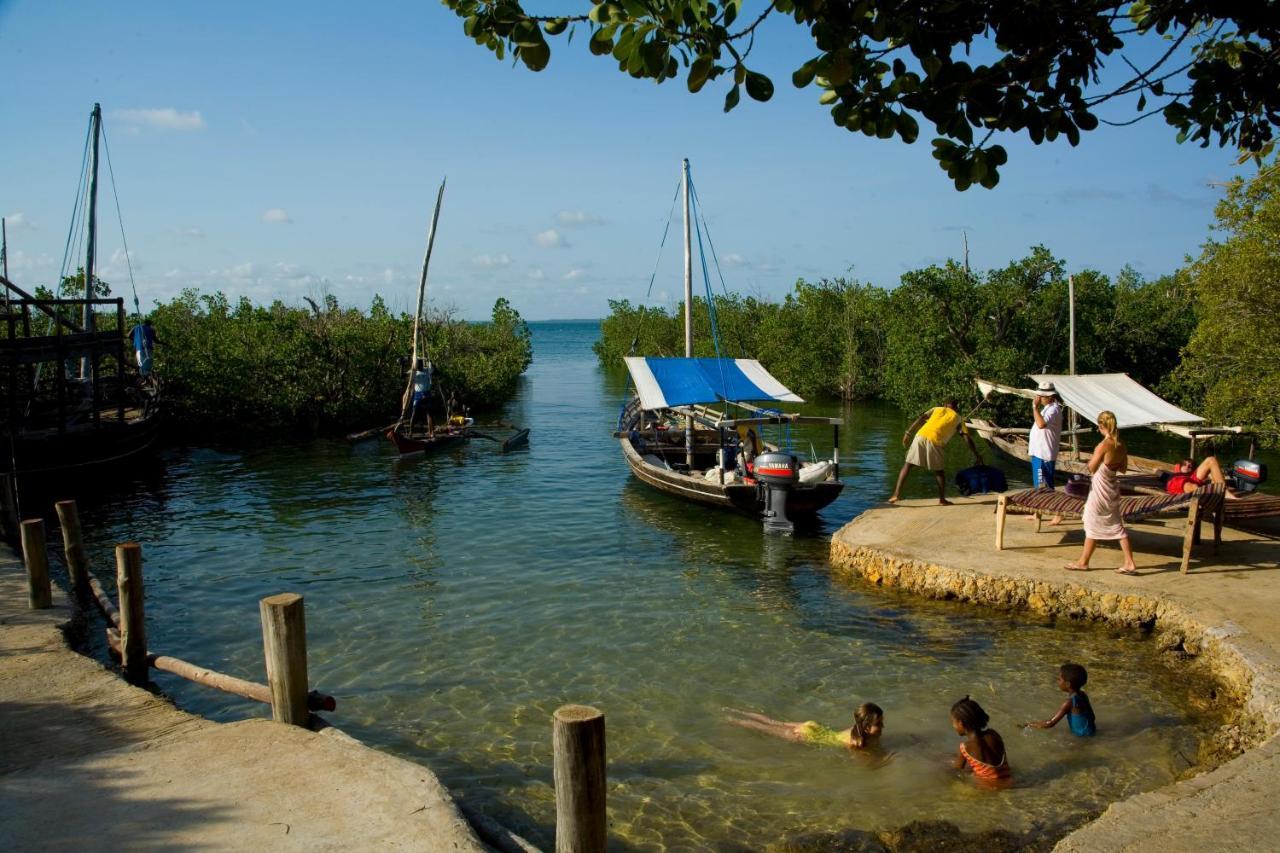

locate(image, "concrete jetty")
[[831, 494, 1280, 853], [0, 547, 489, 851]]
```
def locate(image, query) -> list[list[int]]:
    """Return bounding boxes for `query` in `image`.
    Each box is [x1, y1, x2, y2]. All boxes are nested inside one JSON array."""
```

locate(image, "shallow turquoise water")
[[68, 321, 1235, 849]]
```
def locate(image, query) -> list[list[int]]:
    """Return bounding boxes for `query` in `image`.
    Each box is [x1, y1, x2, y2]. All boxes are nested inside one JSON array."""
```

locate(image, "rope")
[[628, 180, 681, 356], [58, 119, 93, 284], [688, 175, 731, 409], [689, 180, 748, 358], [101, 123, 143, 321]]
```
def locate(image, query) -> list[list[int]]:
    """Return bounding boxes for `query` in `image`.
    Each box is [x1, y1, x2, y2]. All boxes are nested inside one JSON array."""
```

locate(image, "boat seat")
[[994, 484, 1226, 574]]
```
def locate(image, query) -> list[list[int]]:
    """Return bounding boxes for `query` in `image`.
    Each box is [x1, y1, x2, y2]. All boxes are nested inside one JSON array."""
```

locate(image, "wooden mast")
[[398, 179, 447, 427], [1068, 274, 1078, 460], [682, 159, 694, 468], [81, 103, 102, 379]]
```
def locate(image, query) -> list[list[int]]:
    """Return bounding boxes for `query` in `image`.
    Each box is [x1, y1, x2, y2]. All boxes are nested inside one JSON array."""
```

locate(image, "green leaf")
[[519, 39, 551, 71], [744, 71, 774, 102], [1137, 93, 1147, 111], [724, 83, 741, 113], [512, 20, 541, 48], [792, 60, 818, 89], [688, 55, 714, 93], [543, 18, 569, 36], [589, 28, 614, 56], [819, 89, 839, 105]]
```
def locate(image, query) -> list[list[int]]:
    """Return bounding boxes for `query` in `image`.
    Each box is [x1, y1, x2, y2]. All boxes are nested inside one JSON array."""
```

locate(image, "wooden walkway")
[[0, 546, 488, 851]]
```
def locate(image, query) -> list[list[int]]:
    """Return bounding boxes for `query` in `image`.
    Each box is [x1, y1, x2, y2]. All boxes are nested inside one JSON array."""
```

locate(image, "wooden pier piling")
[[20, 518, 52, 609], [115, 542, 147, 684], [553, 704, 606, 853], [259, 593, 310, 727], [55, 500, 90, 598]]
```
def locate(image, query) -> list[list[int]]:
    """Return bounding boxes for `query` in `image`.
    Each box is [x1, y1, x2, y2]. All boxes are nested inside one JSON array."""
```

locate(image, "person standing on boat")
[[408, 358, 432, 433], [129, 318, 158, 379], [1027, 381, 1064, 525], [888, 398, 981, 505]]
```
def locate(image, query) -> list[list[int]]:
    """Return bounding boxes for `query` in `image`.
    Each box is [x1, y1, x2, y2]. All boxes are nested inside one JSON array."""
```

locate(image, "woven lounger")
[[994, 484, 1226, 574]]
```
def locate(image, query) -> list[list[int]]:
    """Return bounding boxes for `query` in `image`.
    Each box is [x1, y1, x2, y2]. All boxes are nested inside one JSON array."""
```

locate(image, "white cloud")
[[4, 212, 33, 230], [722, 253, 748, 268], [262, 208, 292, 224], [563, 268, 587, 281], [107, 248, 140, 270], [534, 228, 568, 249], [109, 108, 206, 131], [556, 210, 606, 227], [472, 253, 513, 269], [526, 268, 546, 281]]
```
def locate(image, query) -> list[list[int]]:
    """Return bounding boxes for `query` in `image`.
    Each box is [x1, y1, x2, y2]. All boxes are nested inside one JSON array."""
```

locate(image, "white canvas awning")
[[1028, 373, 1202, 429]]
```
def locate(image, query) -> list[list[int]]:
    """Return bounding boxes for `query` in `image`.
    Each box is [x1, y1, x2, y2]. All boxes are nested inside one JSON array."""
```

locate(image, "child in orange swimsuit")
[[950, 696, 1011, 785]]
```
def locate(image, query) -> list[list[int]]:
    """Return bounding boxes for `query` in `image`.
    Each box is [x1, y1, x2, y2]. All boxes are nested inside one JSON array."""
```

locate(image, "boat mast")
[[81, 103, 102, 379], [682, 158, 694, 468], [1, 217, 8, 310], [1068, 274, 1078, 459], [398, 179, 447, 425]]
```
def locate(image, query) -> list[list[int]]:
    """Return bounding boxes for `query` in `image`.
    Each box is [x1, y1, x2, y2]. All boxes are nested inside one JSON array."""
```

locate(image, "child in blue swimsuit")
[[1026, 662, 1097, 736]]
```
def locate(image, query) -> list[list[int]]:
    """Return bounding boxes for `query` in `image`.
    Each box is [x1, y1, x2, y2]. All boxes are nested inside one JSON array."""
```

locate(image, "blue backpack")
[[955, 464, 1008, 496]]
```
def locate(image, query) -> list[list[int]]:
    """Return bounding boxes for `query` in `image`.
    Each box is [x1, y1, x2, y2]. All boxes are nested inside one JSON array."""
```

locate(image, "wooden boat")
[[0, 104, 161, 537], [616, 161, 843, 533]]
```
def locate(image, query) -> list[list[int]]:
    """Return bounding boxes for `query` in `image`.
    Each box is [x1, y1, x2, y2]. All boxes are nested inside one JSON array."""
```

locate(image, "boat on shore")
[[0, 104, 161, 537], [616, 160, 843, 533]]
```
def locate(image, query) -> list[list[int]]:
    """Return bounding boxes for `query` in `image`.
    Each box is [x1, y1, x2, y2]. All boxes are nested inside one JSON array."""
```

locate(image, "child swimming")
[[725, 703, 884, 751], [951, 696, 1011, 784], [1026, 662, 1097, 736]]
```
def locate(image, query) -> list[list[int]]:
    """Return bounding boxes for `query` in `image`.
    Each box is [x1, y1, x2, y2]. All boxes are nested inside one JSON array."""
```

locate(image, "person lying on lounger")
[[1166, 456, 1241, 500]]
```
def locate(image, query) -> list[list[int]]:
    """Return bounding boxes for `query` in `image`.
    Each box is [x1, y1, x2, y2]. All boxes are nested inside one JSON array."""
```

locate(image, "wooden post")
[[994, 495, 1007, 551], [259, 593, 310, 726], [1180, 497, 1202, 575], [116, 542, 147, 684], [553, 704, 606, 853], [55, 500, 90, 599], [20, 518, 51, 609]]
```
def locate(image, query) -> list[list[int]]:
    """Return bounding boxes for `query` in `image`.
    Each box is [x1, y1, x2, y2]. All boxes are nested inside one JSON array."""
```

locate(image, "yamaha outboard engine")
[[1229, 459, 1268, 493], [754, 451, 800, 534]]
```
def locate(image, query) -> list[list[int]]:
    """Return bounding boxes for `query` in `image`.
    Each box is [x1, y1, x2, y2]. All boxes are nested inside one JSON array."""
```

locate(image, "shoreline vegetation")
[[596, 164, 1280, 449], [145, 290, 533, 436]]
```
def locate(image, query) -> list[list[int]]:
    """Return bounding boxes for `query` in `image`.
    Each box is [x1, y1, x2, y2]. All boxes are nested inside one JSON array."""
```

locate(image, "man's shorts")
[[1031, 456, 1056, 489]]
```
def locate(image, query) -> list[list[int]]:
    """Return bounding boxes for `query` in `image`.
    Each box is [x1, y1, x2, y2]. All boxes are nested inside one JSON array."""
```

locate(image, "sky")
[[0, 1, 1254, 321]]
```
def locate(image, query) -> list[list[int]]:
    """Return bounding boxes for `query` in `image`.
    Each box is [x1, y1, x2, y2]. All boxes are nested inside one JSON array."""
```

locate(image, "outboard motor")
[[1229, 459, 1268, 493], [754, 451, 800, 534]]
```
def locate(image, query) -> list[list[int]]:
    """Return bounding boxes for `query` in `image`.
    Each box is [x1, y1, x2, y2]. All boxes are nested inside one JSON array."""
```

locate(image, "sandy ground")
[[0, 547, 488, 852], [831, 494, 1280, 852]]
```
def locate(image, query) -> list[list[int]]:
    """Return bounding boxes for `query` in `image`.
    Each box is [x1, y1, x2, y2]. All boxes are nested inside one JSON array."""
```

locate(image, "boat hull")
[[619, 437, 843, 525], [387, 427, 469, 456]]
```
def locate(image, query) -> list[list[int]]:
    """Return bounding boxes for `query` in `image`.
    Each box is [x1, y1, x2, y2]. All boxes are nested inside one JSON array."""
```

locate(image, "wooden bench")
[[995, 484, 1226, 574]]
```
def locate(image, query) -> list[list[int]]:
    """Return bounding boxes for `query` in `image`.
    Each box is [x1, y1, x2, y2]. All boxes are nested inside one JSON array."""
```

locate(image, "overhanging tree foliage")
[[443, 0, 1280, 189]]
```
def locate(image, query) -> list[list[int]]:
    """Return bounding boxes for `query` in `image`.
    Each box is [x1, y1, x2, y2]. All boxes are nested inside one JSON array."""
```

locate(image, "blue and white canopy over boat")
[[615, 161, 844, 533]]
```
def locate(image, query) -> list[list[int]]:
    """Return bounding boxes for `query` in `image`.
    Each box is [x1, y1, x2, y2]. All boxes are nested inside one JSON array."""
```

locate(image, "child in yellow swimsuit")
[[726, 703, 884, 750]]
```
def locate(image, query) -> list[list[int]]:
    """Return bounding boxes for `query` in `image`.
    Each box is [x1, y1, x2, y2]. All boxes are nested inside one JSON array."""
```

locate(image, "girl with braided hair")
[[950, 696, 1011, 785], [725, 702, 885, 752]]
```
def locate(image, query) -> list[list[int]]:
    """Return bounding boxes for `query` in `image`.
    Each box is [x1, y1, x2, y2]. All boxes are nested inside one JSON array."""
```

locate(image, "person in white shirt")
[[1027, 381, 1064, 525]]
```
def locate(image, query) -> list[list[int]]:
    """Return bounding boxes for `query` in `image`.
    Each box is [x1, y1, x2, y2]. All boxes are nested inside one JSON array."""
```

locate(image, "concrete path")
[[0, 547, 488, 851], [831, 494, 1280, 853]]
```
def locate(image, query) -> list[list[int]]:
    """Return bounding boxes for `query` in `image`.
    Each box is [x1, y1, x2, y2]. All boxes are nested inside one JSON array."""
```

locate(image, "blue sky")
[[0, 1, 1251, 320]]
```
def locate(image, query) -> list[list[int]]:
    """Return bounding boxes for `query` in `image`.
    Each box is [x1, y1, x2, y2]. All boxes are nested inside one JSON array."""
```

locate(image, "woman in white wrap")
[[1065, 411, 1139, 575]]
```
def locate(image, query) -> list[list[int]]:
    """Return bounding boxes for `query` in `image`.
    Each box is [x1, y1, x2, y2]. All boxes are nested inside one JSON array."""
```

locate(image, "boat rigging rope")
[[628, 180, 681, 356], [689, 181, 748, 360], [57, 120, 93, 285], [688, 176, 732, 407], [101, 123, 143, 322]]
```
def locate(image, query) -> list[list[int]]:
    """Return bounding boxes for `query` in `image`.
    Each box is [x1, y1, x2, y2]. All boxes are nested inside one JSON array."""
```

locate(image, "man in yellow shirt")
[[888, 398, 981, 505]]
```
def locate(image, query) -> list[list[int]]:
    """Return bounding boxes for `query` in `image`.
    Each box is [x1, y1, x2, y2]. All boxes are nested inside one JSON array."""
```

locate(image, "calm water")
[[69, 321, 1239, 850]]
